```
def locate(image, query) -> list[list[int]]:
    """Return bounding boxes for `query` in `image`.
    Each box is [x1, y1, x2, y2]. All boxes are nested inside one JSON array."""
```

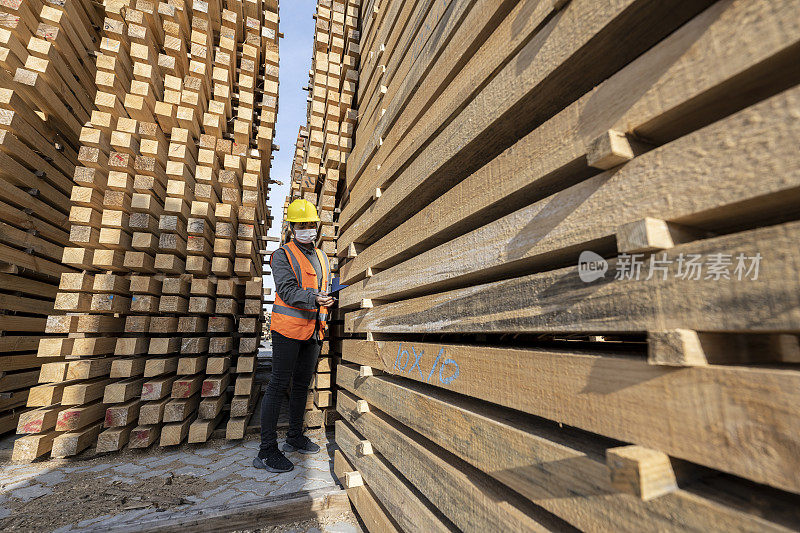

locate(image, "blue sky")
[[263, 2, 316, 299]]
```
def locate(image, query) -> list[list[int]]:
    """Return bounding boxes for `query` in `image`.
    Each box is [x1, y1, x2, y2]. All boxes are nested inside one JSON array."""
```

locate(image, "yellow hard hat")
[[286, 199, 320, 222]]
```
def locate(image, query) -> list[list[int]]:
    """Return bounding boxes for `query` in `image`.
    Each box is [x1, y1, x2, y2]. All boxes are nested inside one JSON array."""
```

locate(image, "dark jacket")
[[271, 238, 323, 340]]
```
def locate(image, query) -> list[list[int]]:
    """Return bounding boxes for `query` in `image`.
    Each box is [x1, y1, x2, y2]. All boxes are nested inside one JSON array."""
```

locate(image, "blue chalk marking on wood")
[[439, 358, 459, 385], [427, 348, 444, 383], [394, 343, 403, 370], [395, 343, 410, 371], [409, 346, 424, 378]]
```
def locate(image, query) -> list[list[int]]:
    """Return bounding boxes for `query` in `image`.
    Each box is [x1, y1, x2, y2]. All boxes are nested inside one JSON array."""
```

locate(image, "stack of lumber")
[[331, 0, 800, 530], [13, 0, 279, 462], [315, 339, 338, 427], [0, 0, 100, 437], [280, 0, 360, 431]]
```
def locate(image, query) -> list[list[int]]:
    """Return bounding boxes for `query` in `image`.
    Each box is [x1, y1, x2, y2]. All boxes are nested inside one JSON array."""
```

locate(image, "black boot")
[[253, 447, 293, 472], [282, 434, 321, 454]]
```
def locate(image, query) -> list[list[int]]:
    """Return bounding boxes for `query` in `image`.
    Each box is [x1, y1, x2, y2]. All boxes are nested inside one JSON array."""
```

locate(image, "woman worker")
[[253, 199, 334, 472]]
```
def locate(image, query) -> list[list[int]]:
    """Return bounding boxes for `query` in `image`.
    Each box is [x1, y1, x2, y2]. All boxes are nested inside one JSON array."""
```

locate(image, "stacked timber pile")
[[281, 0, 359, 432], [333, 0, 800, 531], [0, 0, 100, 435], [13, 0, 279, 462]]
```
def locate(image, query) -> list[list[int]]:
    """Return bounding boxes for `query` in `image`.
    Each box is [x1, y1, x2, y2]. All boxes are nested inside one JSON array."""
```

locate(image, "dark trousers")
[[259, 331, 321, 452]]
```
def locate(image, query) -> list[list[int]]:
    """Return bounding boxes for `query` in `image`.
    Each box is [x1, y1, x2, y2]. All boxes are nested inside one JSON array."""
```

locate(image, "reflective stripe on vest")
[[272, 304, 318, 320], [270, 241, 329, 340]]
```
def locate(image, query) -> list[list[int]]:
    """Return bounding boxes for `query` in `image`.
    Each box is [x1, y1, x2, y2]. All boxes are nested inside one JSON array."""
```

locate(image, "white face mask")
[[295, 228, 316, 244]]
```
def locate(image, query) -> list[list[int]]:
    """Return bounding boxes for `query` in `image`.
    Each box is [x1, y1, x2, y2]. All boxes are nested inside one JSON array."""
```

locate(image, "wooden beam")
[[333, 449, 401, 533], [61, 378, 111, 405], [51, 421, 103, 458], [97, 424, 134, 452], [187, 410, 224, 443], [16, 405, 63, 434], [105, 399, 141, 427], [160, 413, 195, 445], [103, 377, 146, 403], [340, 334, 800, 495], [163, 394, 200, 423], [648, 330, 800, 366], [56, 400, 105, 431], [339, 0, 800, 284], [129, 424, 161, 448], [336, 366, 792, 530], [138, 396, 171, 425], [345, 221, 800, 338], [11, 431, 62, 462], [338, 0, 714, 253], [606, 445, 678, 501], [335, 419, 454, 533], [341, 84, 800, 305], [338, 390, 572, 532]]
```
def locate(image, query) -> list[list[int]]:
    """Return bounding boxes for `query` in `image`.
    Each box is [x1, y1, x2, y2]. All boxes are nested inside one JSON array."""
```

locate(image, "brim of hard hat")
[[286, 215, 320, 222]]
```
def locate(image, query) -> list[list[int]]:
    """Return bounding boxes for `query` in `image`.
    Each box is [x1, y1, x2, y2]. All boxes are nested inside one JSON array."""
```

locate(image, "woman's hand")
[[315, 294, 335, 307]]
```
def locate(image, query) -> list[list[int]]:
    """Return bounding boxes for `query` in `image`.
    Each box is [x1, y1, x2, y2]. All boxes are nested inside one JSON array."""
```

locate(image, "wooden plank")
[[314, 389, 332, 408], [0, 410, 22, 435], [66, 358, 113, 380], [160, 413, 195, 445], [143, 356, 178, 377], [0, 315, 47, 333], [606, 445, 678, 501], [177, 354, 207, 374], [338, 0, 714, 251], [187, 410, 224, 443], [163, 394, 200, 422], [0, 389, 28, 411], [348, 0, 512, 189], [0, 293, 55, 316], [333, 449, 401, 533], [16, 405, 62, 434], [224, 412, 251, 440], [233, 373, 253, 396], [105, 399, 141, 427], [0, 241, 71, 278], [51, 421, 103, 458], [103, 377, 146, 403], [27, 380, 72, 407], [337, 396, 562, 531], [341, 85, 800, 304], [345, 221, 800, 337], [129, 424, 161, 448], [335, 419, 456, 533], [96, 424, 134, 453], [138, 396, 170, 425], [110, 357, 146, 378], [142, 375, 177, 401], [353, 0, 453, 149], [340, 328, 800, 495], [201, 372, 230, 397], [170, 374, 203, 398], [61, 378, 111, 405], [340, 0, 800, 283], [648, 330, 800, 366], [11, 431, 62, 462], [104, 488, 352, 533], [0, 221, 62, 262], [0, 352, 53, 372], [336, 371, 799, 531], [56, 400, 105, 431]]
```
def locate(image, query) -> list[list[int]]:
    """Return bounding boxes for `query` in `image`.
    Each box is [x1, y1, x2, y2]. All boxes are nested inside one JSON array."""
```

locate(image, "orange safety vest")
[[270, 240, 331, 340]]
